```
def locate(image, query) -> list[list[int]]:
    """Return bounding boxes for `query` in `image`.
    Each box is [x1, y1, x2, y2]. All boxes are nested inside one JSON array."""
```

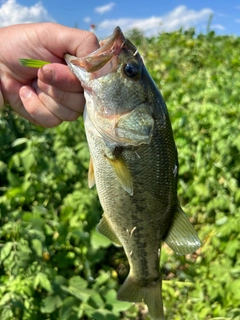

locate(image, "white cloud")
[[212, 24, 225, 30], [84, 16, 91, 23], [0, 0, 54, 27], [95, 2, 115, 14], [235, 19, 240, 23], [96, 5, 213, 38]]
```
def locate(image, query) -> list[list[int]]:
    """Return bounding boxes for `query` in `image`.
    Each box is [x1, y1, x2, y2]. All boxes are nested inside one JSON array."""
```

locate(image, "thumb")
[[39, 23, 100, 58]]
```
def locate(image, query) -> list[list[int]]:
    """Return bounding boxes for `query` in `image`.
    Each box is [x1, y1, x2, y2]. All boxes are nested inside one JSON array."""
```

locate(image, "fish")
[[64, 26, 201, 320]]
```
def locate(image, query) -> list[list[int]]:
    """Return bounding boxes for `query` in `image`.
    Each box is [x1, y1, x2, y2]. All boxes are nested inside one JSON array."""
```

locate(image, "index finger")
[[38, 63, 83, 92]]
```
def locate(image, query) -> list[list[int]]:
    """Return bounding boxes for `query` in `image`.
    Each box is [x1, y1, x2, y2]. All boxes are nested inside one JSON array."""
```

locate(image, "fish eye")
[[123, 62, 139, 78]]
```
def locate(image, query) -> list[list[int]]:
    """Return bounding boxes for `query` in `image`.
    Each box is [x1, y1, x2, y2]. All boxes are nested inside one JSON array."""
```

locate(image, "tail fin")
[[117, 273, 165, 320]]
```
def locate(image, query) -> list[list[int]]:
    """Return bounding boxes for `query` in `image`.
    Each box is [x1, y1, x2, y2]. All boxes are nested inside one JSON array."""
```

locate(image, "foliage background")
[[1, 28, 240, 320]]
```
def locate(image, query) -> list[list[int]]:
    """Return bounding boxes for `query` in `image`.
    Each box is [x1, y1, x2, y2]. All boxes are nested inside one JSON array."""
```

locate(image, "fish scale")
[[65, 26, 201, 320]]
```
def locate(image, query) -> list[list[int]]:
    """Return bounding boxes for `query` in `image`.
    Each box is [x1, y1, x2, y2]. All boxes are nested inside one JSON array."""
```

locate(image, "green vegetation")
[[1, 28, 240, 319]]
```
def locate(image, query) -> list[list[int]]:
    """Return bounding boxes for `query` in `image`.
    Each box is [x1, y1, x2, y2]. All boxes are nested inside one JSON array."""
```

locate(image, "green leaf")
[[20, 150, 35, 171], [0, 308, 14, 320], [215, 216, 228, 226], [0, 293, 12, 307], [88, 292, 104, 309], [59, 297, 79, 320], [0, 242, 13, 262], [6, 171, 21, 187], [61, 276, 92, 302], [93, 272, 110, 288], [19, 58, 51, 68], [69, 276, 88, 289], [225, 239, 239, 258], [91, 229, 112, 250], [105, 289, 131, 314], [31, 239, 43, 257], [0, 160, 7, 174], [85, 307, 118, 320], [61, 285, 92, 302], [11, 137, 28, 147], [41, 295, 62, 313], [34, 272, 53, 293]]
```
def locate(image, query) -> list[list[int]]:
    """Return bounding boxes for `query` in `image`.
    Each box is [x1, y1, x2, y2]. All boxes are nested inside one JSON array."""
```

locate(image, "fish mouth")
[[65, 27, 127, 77], [65, 26, 140, 81]]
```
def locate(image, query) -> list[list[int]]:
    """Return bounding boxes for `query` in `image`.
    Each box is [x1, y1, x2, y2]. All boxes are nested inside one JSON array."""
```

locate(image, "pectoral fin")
[[164, 205, 201, 255], [106, 155, 133, 196], [88, 157, 95, 188], [97, 213, 122, 247]]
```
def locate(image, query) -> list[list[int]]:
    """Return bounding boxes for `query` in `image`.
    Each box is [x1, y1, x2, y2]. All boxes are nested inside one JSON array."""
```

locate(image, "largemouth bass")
[[65, 27, 200, 320]]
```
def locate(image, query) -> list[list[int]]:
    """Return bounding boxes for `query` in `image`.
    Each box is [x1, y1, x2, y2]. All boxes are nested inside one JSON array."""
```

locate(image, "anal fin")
[[97, 213, 122, 247], [164, 205, 201, 255]]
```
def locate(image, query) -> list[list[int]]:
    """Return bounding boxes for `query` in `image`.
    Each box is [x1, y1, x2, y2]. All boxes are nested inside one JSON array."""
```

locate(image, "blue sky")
[[1, 0, 240, 38]]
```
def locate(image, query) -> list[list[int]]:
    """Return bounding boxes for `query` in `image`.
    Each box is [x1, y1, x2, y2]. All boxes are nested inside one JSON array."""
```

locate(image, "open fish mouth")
[[65, 27, 130, 75]]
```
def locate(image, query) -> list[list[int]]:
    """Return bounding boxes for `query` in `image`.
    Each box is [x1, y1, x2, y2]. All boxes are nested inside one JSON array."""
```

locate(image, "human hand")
[[0, 23, 99, 127]]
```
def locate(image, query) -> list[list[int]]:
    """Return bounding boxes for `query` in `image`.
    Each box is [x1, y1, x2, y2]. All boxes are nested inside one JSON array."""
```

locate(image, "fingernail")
[[20, 87, 31, 99], [42, 66, 54, 83]]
